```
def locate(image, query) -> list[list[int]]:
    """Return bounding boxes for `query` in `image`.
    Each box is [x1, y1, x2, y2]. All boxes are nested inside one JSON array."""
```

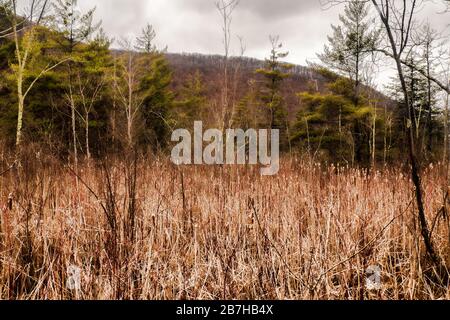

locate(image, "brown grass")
[[0, 154, 449, 300]]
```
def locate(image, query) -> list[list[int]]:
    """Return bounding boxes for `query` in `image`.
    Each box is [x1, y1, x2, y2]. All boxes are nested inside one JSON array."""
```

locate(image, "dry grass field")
[[0, 154, 449, 300]]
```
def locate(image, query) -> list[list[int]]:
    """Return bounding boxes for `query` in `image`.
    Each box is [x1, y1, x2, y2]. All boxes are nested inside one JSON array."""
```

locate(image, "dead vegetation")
[[0, 152, 449, 300]]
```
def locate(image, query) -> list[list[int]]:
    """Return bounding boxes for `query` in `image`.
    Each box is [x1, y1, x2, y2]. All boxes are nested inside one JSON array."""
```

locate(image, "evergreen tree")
[[52, 0, 101, 54], [232, 79, 259, 130], [135, 23, 157, 54], [388, 55, 441, 158], [134, 24, 173, 152], [317, 0, 379, 103], [256, 36, 292, 148], [173, 70, 207, 130], [293, 74, 378, 164], [315, 1, 380, 162], [139, 53, 173, 151]]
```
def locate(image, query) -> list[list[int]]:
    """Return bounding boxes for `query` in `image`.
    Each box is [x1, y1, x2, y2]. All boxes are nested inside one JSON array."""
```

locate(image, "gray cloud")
[[74, 0, 449, 81], [76, 0, 342, 64], [177, 0, 319, 19]]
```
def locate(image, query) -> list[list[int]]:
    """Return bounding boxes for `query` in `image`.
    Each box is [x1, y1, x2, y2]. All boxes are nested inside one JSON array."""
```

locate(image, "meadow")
[[0, 151, 449, 300]]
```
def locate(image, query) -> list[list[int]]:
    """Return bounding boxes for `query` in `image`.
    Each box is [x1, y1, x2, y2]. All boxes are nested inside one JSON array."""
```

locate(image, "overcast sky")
[[73, 0, 449, 62], [39, 0, 447, 90], [82, 0, 344, 63]]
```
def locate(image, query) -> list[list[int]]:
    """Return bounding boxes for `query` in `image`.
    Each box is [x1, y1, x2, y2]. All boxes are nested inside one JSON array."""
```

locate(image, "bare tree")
[[74, 32, 110, 160], [322, 0, 447, 275], [229, 35, 246, 128], [2, 0, 70, 149], [215, 0, 239, 129], [371, 0, 448, 275], [52, 0, 100, 168], [113, 38, 145, 148], [411, 23, 444, 155], [444, 48, 450, 164]]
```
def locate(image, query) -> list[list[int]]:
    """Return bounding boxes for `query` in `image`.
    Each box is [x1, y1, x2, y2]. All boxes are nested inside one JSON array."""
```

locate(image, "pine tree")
[[139, 53, 174, 151], [52, 0, 101, 54], [388, 55, 440, 158], [52, 0, 100, 164], [256, 36, 292, 148], [173, 70, 207, 130], [317, 0, 379, 103], [133, 24, 173, 151], [135, 23, 157, 54], [232, 79, 258, 130], [293, 74, 377, 164]]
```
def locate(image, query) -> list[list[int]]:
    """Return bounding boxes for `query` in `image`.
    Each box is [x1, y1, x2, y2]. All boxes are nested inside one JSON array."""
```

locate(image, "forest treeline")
[[0, 0, 449, 167]]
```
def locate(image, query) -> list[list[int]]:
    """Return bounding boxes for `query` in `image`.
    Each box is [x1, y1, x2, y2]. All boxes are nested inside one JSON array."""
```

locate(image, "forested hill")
[[169, 53, 325, 115], [0, 7, 398, 163], [165, 52, 392, 121]]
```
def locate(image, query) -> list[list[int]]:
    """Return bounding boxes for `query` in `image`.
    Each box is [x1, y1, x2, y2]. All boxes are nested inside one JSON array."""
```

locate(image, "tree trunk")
[[71, 94, 78, 170], [15, 71, 24, 148], [425, 42, 433, 155], [371, 0, 445, 272], [85, 113, 90, 160], [372, 102, 377, 168], [445, 90, 449, 164], [394, 55, 443, 270], [16, 97, 24, 148]]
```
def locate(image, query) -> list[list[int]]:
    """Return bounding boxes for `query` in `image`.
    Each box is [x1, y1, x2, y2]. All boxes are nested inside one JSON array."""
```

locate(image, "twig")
[[429, 191, 449, 239], [311, 198, 414, 292], [0, 161, 17, 177], [249, 198, 309, 289], [66, 165, 108, 217]]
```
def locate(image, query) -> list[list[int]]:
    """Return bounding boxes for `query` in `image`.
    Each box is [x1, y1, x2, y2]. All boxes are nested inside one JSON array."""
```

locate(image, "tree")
[[318, 2, 448, 271], [3, 0, 69, 149], [414, 24, 443, 156], [368, 0, 446, 275], [0, 1, 12, 38], [139, 52, 173, 151], [173, 70, 207, 131], [215, 0, 240, 129], [112, 39, 144, 148], [388, 52, 441, 159], [112, 27, 173, 152], [135, 23, 157, 54], [318, 0, 379, 104], [232, 79, 259, 130], [133, 24, 173, 152], [293, 74, 377, 164], [318, 0, 380, 162], [52, 0, 100, 165], [74, 31, 112, 159], [52, 0, 100, 53], [256, 36, 292, 148]]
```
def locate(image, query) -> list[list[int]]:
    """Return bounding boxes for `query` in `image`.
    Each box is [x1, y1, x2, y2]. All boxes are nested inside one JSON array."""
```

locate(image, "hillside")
[[164, 52, 391, 122], [166, 52, 328, 121]]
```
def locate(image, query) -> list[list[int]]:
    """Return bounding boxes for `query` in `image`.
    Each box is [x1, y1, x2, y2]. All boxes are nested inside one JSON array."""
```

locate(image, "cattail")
[[247, 214, 254, 226], [7, 193, 13, 211], [191, 206, 202, 221]]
